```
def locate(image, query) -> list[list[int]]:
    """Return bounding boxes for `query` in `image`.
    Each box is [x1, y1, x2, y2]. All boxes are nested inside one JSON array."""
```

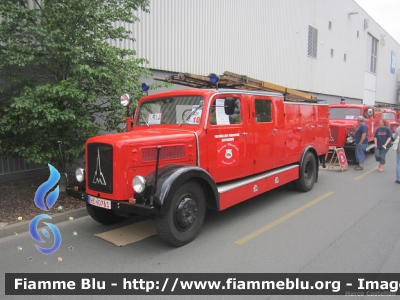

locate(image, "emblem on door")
[[225, 149, 233, 159]]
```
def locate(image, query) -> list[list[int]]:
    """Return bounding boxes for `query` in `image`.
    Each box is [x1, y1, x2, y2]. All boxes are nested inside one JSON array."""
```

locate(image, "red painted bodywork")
[[381, 108, 399, 134], [328, 103, 381, 149], [83, 88, 329, 211]]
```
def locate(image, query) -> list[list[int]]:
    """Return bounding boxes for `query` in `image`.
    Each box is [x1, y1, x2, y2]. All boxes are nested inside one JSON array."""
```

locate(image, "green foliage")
[[0, 0, 160, 165]]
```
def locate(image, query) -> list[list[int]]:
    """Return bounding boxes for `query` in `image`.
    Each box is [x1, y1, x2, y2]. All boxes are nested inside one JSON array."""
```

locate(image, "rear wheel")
[[295, 152, 317, 192], [86, 204, 126, 225], [155, 181, 206, 247]]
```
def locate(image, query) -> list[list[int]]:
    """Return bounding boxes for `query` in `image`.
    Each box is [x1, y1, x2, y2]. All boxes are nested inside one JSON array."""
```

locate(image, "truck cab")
[[328, 101, 381, 161], [381, 108, 399, 134]]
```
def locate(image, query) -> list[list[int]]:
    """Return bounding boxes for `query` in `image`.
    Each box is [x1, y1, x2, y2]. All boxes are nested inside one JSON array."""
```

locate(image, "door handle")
[[242, 132, 248, 136], [273, 129, 278, 132]]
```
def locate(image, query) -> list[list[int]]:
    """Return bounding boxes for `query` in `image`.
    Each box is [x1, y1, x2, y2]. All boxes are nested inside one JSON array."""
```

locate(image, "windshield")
[[136, 96, 204, 126], [382, 112, 395, 120], [329, 107, 361, 120]]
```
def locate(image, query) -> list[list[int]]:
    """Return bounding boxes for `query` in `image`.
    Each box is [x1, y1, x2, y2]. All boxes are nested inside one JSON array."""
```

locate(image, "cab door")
[[206, 95, 250, 183], [252, 97, 275, 173]]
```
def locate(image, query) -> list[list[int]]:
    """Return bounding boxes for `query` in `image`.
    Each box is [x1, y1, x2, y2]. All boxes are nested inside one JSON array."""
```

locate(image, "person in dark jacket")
[[354, 116, 368, 170], [393, 126, 400, 183], [374, 119, 392, 171]]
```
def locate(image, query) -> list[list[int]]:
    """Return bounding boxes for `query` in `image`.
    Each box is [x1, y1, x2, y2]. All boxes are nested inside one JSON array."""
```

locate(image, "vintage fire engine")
[[66, 71, 330, 246], [328, 99, 382, 162], [379, 106, 400, 134]]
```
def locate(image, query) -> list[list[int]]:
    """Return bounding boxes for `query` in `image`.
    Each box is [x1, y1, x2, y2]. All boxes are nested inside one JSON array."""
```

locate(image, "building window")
[[331, 49, 334, 57], [307, 25, 318, 58], [328, 21, 332, 30], [344, 53, 347, 62], [366, 33, 378, 73]]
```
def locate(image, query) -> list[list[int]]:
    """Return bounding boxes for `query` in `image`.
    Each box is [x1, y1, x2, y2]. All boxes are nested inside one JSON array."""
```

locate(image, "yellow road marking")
[[235, 191, 334, 245], [353, 167, 378, 180]]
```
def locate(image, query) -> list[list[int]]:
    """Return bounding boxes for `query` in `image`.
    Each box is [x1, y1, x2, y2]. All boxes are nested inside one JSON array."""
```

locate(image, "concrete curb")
[[0, 207, 88, 239]]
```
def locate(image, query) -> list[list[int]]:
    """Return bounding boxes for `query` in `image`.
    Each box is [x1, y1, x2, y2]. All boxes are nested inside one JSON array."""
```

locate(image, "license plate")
[[89, 196, 111, 210]]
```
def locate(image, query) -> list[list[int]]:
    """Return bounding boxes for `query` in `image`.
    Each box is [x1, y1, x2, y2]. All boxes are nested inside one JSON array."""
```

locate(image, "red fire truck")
[[328, 99, 382, 162], [66, 71, 330, 246], [380, 107, 399, 134]]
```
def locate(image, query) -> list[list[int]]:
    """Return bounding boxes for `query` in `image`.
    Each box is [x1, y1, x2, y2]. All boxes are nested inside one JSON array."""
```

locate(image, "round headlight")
[[75, 168, 85, 183], [132, 176, 146, 193]]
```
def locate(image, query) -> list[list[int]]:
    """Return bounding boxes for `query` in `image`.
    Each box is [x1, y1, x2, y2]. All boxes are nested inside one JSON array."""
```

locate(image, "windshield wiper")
[[179, 104, 203, 126], [140, 115, 150, 127]]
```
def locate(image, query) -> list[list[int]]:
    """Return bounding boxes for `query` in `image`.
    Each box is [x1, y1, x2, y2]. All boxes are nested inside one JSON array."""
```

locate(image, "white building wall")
[[22, 0, 400, 104], [112, 0, 400, 104]]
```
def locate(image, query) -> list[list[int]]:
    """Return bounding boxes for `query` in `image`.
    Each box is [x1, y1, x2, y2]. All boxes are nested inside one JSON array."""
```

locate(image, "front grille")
[[87, 143, 113, 193], [329, 126, 338, 144], [141, 145, 186, 162]]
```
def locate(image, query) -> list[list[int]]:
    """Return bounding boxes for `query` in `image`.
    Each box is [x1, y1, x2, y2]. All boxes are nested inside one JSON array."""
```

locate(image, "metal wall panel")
[[22, 0, 400, 103], [124, 0, 400, 103]]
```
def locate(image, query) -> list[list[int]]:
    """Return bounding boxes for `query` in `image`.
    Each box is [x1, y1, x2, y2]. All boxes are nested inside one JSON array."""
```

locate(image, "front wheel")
[[295, 152, 317, 192], [155, 181, 206, 247], [86, 204, 126, 225]]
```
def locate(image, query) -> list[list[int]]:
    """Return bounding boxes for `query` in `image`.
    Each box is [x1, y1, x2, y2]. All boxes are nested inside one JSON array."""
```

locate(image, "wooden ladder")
[[154, 71, 317, 103]]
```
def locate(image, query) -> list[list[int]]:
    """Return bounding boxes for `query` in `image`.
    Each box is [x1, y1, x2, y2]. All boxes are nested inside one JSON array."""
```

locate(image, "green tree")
[[0, 0, 156, 166]]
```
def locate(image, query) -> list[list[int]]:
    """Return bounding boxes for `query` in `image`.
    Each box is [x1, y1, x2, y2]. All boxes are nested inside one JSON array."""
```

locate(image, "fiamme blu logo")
[[29, 164, 62, 255]]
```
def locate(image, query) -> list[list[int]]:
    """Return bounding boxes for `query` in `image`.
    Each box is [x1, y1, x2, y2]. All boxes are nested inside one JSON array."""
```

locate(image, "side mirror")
[[224, 98, 235, 115], [120, 94, 131, 107], [367, 108, 373, 116]]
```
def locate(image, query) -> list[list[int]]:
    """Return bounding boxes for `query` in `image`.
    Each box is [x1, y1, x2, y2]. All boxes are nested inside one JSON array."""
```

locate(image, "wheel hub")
[[175, 196, 198, 230]]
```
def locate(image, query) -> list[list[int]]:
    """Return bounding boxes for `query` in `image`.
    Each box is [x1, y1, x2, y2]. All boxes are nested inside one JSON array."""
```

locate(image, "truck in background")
[[378, 105, 400, 134], [328, 99, 382, 162]]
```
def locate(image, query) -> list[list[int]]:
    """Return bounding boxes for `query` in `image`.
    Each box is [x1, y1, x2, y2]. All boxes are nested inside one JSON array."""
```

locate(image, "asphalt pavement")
[[1, 149, 400, 300]]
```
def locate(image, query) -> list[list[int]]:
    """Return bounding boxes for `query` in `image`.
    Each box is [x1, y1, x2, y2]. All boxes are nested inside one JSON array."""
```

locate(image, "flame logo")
[[30, 164, 62, 255], [29, 214, 62, 255], [34, 164, 60, 211]]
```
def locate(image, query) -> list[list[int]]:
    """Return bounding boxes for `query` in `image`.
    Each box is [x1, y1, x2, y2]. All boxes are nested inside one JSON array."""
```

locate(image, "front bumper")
[[66, 187, 156, 216]]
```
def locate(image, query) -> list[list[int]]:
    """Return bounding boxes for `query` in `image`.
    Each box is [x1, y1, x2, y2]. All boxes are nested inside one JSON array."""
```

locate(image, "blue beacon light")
[[209, 73, 220, 84], [141, 83, 150, 92]]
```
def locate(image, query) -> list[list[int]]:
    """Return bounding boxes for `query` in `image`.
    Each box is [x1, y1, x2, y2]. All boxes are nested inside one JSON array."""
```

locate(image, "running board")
[[217, 165, 299, 210]]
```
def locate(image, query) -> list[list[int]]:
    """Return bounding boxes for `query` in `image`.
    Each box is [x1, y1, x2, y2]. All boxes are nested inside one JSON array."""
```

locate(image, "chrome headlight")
[[132, 176, 146, 193], [346, 135, 354, 144], [75, 168, 85, 183]]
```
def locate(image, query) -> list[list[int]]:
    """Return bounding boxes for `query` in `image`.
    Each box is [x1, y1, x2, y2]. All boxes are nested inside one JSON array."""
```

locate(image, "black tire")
[[155, 181, 206, 247], [295, 152, 317, 192], [348, 152, 357, 164], [86, 204, 126, 225]]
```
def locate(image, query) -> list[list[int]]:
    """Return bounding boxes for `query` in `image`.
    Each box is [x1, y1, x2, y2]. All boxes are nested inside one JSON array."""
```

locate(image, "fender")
[[144, 164, 219, 214], [299, 146, 319, 183]]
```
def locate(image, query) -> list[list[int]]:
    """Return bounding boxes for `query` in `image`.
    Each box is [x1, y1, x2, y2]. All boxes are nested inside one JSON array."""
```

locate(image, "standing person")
[[354, 116, 368, 170], [394, 126, 400, 184], [374, 119, 392, 171]]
